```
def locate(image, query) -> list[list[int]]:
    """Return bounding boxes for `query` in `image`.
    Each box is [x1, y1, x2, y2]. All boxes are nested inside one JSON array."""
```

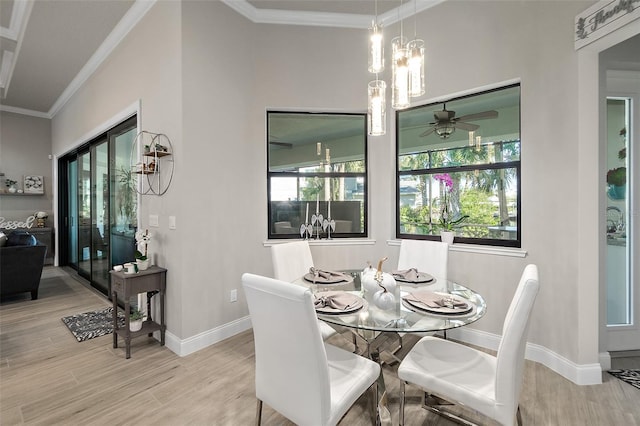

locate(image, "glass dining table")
[[293, 269, 487, 425]]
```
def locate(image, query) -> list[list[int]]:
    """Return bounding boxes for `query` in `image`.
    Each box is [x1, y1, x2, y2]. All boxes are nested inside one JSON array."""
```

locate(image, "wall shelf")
[[130, 131, 174, 196]]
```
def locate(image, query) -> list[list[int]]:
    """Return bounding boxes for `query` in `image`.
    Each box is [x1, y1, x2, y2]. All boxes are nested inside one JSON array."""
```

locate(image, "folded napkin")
[[309, 268, 349, 282], [393, 268, 420, 282], [404, 291, 468, 309], [315, 293, 358, 310]]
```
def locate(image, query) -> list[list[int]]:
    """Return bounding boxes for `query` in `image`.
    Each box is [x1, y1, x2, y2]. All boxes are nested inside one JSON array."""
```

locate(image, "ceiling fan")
[[419, 104, 498, 139]]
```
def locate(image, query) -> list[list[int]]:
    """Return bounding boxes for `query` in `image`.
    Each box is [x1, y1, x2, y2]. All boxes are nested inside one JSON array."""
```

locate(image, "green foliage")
[[129, 307, 144, 321], [459, 189, 498, 225], [607, 167, 626, 186]]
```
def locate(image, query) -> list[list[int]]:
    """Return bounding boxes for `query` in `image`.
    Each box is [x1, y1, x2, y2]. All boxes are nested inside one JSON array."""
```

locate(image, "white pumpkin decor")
[[362, 257, 397, 310]]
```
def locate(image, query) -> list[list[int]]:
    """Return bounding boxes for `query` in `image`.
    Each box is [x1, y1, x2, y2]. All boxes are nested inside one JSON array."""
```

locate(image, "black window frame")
[[395, 84, 522, 248], [267, 111, 368, 240]]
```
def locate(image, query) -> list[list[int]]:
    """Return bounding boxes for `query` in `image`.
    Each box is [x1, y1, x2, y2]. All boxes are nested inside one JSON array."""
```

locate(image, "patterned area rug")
[[61, 307, 125, 342], [608, 369, 640, 390]]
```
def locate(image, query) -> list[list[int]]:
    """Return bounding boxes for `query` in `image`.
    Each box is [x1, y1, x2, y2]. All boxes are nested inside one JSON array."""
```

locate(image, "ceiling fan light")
[[435, 122, 455, 138], [408, 38, 425, 97], [369, 23, 384, 74], [368, 80, 386, 136]]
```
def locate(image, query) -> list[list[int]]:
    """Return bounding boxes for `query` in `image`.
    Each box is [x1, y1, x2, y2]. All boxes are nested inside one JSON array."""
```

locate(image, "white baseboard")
[[447, 328, 603, 386], [599, 352, 612, 371], [163, 316, 252, 357], [159, 319, 603, 385]]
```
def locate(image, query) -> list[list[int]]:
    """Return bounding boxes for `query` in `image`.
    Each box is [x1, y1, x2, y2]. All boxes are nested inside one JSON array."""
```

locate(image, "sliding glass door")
[[59, 116, 137, 297]]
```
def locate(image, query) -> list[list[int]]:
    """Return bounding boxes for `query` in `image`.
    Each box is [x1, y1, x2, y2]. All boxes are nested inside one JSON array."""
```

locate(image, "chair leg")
[[371, 381, 379, 425], [399, 380, 406, 426], [255, 399, 263, 426]]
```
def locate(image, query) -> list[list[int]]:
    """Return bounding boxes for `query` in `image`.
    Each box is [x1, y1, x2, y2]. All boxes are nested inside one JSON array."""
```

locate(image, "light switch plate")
[[149, 214, 159, 227], [169, 216, 176, 230]]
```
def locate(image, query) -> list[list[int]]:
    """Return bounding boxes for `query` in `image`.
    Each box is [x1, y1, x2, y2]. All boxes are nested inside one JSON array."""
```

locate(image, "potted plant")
[[135, 229, 152, 270], [434, 173, 469, 244], [117, 166, 137, 228], [5, 179, 17, 193], [606, 167, 626, 200], [129, 307, 144, 332]]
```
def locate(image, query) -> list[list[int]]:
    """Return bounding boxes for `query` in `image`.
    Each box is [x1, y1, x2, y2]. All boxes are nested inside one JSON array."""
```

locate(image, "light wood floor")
[[1, 267, 639, 425]]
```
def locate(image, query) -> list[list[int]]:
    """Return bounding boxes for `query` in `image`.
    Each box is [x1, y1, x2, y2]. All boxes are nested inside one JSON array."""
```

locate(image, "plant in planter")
[[129, 307, 144, 332], [434, 173, 469, 243], [134, 229, 152, 270], [606, 166, 626, 200]]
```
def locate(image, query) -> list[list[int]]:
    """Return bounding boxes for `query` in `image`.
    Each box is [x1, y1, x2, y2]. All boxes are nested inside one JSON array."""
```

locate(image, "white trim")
[[599, 351, 612, 371], [448, 327, 603, 386], [221, 0, 446, 29], [0, 0, 30, 40], [0, 103, 49, 119], [264, 238, 376, 247], [48, 0, 155, 118], [1, 0, 33, 98], [54, 99, 140, 157], [164, 316, 253, 357], [387, 239, 528, 258], [0, 50, 14, 89]]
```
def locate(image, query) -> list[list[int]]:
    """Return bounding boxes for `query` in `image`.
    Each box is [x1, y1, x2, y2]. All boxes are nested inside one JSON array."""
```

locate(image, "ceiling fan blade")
[[419, 127, 436, 137], [455, 122, 479, 131], [269, 141, 293, 148], [455, 110, 498, 122]]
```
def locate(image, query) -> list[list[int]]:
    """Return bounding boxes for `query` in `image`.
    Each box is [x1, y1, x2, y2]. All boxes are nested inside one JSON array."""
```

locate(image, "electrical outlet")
[[230, 289, 238, 303]]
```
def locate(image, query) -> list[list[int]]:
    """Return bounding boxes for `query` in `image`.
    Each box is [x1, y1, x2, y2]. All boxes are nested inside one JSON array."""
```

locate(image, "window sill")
[[387, 240, 527, 258], [264, 238, 376, 247]]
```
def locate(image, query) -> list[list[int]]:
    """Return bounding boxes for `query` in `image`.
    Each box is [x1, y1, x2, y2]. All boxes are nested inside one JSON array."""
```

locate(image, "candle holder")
[[299, 223, 313, 240], [322, 217, 336, 240], [312, 213, 324, 240]]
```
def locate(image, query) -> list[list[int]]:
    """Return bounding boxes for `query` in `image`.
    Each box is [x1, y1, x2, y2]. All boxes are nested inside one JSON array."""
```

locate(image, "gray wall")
[[0, 111, 53, 224], [49, 0, 627, 377]]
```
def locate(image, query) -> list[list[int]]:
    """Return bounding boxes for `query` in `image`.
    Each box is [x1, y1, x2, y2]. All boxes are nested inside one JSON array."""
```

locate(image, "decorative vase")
[[607, 184, 626, 200], [440, 230, 455, 245], [8, 185, 17, 194], [129, 319, 143, 332], [136, 259, 150, 271]]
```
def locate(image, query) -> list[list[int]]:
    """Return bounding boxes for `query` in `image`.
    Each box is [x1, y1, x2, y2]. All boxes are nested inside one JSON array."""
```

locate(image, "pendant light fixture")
[[407, 0, 425, 97], [368, 80, 386, 135], [368, 0, 387, 136], [368, 0, 384, 74], [391, 0, 410, 110], [392, 35, 410, 110]]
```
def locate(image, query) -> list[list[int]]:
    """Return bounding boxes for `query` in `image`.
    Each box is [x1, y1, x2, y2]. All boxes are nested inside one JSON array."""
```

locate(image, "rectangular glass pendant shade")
[[368, 80, 386, 136], [369, 24, 384, 73], [392, 36, 410, 110], [408, 38, 425, 97]]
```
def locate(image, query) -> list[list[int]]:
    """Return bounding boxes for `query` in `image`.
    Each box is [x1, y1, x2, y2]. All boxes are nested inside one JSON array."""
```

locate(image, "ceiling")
[[0, 0, 443, 119]]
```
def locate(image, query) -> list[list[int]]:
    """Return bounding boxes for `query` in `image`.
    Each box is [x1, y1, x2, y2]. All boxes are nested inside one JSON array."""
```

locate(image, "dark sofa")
[[0, 231, 47, 300]]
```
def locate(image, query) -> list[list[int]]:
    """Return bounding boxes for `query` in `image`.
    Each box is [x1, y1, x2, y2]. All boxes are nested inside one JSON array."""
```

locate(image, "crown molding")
[[221, 0, 447, 29], [0, 0, 31, 41], [0, 103, 51, 119], [48, 0, 156, 118]]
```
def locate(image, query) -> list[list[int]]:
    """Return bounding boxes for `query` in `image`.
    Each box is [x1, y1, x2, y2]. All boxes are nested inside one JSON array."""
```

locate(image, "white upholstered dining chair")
[[397, 264, 540, 426], [397, 239, 449, 281], [242, 273, 381, 426], [270, 240, 337, 340]]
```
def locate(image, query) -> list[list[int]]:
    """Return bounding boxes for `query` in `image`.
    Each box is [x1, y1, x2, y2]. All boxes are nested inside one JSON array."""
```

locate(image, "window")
[[396, 84, 521, 247], [267, 111, 367, 239]]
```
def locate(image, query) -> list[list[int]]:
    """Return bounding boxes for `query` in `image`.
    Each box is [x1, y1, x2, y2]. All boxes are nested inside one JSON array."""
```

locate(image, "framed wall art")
[[24, 175, 44, 194]]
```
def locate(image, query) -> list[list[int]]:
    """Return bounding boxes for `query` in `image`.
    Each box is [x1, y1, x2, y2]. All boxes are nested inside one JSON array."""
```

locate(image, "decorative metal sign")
[[575, 0, 640, 49], [0, 215, 35, 230]]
